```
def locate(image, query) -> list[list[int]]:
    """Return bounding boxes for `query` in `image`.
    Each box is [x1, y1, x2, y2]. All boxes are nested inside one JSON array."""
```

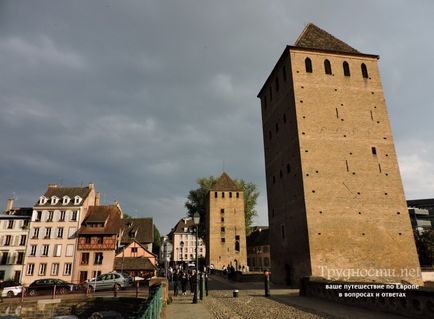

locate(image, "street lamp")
[[180, 241, 184, 268], [193, 212, 200, 304]]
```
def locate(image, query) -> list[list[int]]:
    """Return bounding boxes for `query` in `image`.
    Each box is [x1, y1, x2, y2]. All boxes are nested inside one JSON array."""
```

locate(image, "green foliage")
[[415, 229, 434, 266], [185, 176, 259, 237], [152, 224, 162, 256]]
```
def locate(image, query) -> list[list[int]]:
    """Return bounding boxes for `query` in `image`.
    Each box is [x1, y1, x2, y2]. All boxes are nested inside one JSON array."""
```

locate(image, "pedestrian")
[[0, 279, 3, 303], [181, 271, 188, 295], [189, 270, 196, 294], [173, 269, 180, 296]]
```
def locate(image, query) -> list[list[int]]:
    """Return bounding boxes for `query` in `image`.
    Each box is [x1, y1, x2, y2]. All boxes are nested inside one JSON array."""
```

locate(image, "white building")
[[169, 217, 205, 265], [0, 199, 32, 282], [23, 183, 97, 285]]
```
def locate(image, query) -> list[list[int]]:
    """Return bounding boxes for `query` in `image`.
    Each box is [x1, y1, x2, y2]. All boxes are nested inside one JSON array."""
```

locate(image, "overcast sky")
[[1, 1, 434, 235]]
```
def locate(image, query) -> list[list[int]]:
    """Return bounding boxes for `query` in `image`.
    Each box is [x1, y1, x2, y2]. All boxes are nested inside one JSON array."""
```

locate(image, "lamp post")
[[164, 241, 168, 277], [180, 241, 184, 269], [193, 212, 200, 304]]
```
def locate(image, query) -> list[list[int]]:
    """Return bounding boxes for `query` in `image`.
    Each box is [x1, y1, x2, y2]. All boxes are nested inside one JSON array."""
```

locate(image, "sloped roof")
[[78, 205, 122, 235], [35, 184, 92, 207], [294, 23, 359, 54], [0, 207, 33, 219], [210, 172, 240, 191], [114, 257, 157, 271], [116, 239, 158, 258], [170, 217, 195, 235], [121, 218, 153, 245]]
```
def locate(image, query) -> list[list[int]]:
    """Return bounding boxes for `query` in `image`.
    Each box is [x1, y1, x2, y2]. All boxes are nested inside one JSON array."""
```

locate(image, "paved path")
[[163, 275, 408, 319]]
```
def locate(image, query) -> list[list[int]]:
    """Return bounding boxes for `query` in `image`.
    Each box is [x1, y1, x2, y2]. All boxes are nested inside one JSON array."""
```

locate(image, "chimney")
[[48, 183, 58, 188], [88, 182, 94, 190], [95, 192, 101, 206], [6, 198, 14, 211]]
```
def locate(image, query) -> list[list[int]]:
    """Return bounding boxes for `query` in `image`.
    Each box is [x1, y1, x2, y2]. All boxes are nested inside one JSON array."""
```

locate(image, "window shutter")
[[13, 235, 19, 246], [0, 235, 4, 246]]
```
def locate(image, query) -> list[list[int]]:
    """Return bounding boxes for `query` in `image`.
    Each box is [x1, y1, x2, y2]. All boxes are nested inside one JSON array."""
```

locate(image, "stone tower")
[[257, 24, 422, 286], [206, 172, 247, 270]]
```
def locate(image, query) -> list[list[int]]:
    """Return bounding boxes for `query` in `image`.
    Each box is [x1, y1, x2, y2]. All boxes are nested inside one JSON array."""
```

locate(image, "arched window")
[[324, 59, 332, 75], [305, 57, 312, 73], [361, 63, 369, 78], [343, 61, 350, 76]]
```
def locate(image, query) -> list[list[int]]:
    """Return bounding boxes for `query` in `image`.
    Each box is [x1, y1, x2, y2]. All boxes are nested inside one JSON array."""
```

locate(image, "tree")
[[152, 224, 162, 256], [414, 229, 434, 266], [185, 176, 259, 237]]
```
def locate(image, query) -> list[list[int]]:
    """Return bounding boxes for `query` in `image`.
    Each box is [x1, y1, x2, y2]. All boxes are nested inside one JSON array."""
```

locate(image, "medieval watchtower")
[[206, 172, 247, 270], [257, 24, 422, 285]]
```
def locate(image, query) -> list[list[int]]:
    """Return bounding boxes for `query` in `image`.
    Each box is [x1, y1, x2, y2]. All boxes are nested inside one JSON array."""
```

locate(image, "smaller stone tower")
[[206, 172, 247, 270]]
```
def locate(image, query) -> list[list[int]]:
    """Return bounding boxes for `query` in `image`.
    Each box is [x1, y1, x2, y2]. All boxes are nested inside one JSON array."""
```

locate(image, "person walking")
[[181, 270, 188, 295], [173, 269, 180, 296], [189, 270, 196, 294]]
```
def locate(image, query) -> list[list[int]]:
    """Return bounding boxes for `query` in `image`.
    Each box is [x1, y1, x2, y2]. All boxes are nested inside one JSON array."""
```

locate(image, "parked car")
[[0, 281, 23, 298], [27, 279, 75, 296], [87, 272, 131, 291]]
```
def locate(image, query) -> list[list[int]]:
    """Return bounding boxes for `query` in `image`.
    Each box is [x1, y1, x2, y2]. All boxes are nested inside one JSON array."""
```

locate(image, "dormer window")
[[74, 196, 82, 205], [62, 196, 71, 205], [51, 196, 59, 205], [39, 196, 48, 205]]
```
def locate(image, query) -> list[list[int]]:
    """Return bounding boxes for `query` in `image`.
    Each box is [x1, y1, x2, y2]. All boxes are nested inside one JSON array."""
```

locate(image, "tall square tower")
[[206, 172, 247, 270], [258, 24, 422, 285]]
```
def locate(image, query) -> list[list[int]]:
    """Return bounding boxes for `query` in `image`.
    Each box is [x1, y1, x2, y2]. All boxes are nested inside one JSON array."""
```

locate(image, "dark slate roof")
[[171, 217, 195, 235], [210, 172, 240, 191], [407, 199, 434, 210], [78, 205, 122, 235], [247, 227, 269, 247], [114, 257, 156, 271], [120, 218, 153, 245], [294, 23, 359, 54], [0, 207, 33, 219], [34, 184, 92, 207]]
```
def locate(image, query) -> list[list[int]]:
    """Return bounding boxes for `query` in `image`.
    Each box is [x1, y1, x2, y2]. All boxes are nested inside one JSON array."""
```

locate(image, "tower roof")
[[211, 172, 240, 191], [294, 23, 359, 54]]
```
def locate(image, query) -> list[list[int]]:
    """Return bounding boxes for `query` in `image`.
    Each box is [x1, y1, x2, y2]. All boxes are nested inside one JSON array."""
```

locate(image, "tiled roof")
[[78, 205, 122, 235], [114, 257, 157, 271], [247, 227, 269, 247], [120, 218, 153, 245], [171, 217, 195, 235], [0, 207, 33, 219], [210, 172, 240, 191], [34, 184, 92, 207], [294, 23, 359, 54]]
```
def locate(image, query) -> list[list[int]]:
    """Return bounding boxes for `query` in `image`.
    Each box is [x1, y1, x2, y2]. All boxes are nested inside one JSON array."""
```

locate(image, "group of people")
[[171, 268, 197, 296]]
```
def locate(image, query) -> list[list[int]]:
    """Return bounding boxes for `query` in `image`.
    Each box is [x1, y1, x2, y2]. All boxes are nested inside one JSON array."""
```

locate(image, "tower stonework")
[[258, 24, 422, 286], [206, 172, 247, 270]]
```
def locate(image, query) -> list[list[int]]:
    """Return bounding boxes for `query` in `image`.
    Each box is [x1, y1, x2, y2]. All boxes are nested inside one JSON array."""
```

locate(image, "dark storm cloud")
[[1, 0, 434, 234]]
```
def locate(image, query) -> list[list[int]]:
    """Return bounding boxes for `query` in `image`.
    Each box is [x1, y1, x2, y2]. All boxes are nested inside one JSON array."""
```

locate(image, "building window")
[[17, 252, 24, 265], [45, 227, 51, 239], [74, 196, 82, 205], [64, 263, 72, 276], [324, 59, 332, 75], [54, 244, 62, 257], [66, 244, 74, 257], [221, 192, 225, 198], [81, 252, 89, 265], [220, 208, 224, 214], [39, 196, 47, 205], [51, 197, 59, 205], [85, 237, 91, 244], [372, 147, 377, 156], [39, 263, 47, 276], [42, 245, 49, 256], [131, 247, 138, 257], [7, 220, 14, 229], [4, 235, 11, 246], [229, 192, 232, 198], [97, 237, 103, 244], [236, 192, 239, 198], [57, 227, 64, 238], [33, 227, 39, 239], [94, 252, 103, 265], [23, 219, 30, 227], [20, 235, 26, 246], [51, 263, 59, 276], [30, 245, 37, 256], [62, 196, 70, 205], [235, 241, 240, 252], [361, 63, 369, 78], [47, 211, 54, 222], [221, 227, 225, 233], [60, 211, 66, 221], [343, 61, 350, 76], [0, 252, 8, 265], [305, 57, 313, 73], [221, 217, 224, 222], [214, 192, 218, 198], [36, 211, 42, 222], [27, 263, 35, 275], [221, 238, 225, 243], [71, 211, 78, 221]]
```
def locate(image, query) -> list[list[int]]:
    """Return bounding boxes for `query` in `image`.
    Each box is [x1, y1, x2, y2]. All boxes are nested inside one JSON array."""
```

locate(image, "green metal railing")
[[139, 284, 163, 319]]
